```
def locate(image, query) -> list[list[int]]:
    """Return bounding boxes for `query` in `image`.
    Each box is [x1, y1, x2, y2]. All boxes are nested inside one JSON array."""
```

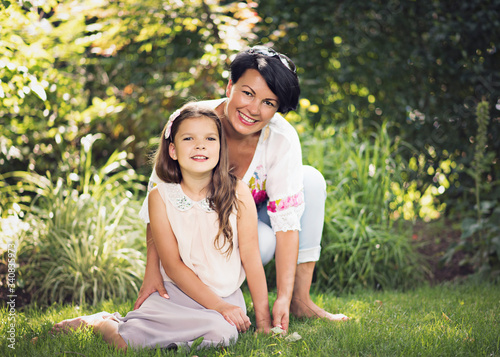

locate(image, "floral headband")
[[164, 109, 181, 139]]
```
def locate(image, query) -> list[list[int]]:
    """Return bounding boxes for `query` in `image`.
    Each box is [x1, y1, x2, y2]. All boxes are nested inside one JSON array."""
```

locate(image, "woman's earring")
[[263, 125, 270, 141]]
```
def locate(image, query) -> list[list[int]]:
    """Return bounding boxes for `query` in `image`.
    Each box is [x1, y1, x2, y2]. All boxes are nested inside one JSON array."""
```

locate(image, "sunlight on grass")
[[1, 282, 498, 356]]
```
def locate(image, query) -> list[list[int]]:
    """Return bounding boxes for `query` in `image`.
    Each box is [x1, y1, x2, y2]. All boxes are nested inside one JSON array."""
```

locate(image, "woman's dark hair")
[[153, 102, 238, 257], [230, 46, 300, 113]]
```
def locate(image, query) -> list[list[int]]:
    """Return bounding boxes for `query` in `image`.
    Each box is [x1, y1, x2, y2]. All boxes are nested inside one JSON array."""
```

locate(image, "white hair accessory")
[[165, 109, 181, 139]]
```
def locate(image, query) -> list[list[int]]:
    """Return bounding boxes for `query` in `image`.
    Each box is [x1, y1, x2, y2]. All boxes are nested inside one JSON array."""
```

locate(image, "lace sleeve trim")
[[267, 204, 305, 233]]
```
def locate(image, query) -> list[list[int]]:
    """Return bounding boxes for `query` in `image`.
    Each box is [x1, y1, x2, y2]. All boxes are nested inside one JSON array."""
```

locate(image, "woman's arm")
[[261, 121, 303, 331], [236, 181, 272, 333], [273, 230, 299, 332], [133, 224, 169, 310], [148, 188, 251, 332]]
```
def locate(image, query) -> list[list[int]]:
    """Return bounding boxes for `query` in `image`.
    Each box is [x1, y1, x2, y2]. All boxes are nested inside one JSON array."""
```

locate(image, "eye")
[[183, 137, 193, 141], [264, 100, 276, 107], [207, 137, 217, 141], [242, 90, 253, 97]]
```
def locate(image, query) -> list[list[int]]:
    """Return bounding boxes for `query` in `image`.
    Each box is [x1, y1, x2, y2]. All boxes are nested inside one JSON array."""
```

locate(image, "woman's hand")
[[272, 296, 290, 332], [215, 301, 251, 333], [133, 265, 169, 310]]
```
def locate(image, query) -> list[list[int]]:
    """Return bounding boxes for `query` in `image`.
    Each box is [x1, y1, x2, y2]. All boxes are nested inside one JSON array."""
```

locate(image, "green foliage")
[[22, 184, 145, 306], [2, 138, 146, 306], [0, 0, 262, 178], [2, 0, 498, 215], [2, 0, 499, 300], [298, 117, 427, 292], [256, 0, 500, 214], [444, 100, 500, 278], [2, 282, 499, 356], [0, 0, 90, 175]]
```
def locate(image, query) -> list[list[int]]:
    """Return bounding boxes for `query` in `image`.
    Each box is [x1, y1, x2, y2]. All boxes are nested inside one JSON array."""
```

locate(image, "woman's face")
[[224, 69, 279, 137]]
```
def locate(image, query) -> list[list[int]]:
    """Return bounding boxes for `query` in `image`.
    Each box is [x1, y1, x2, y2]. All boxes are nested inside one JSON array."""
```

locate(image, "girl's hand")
[[272, 297, 290, 332], [133, 268, 169, 310], [215, 301, 251, 332]]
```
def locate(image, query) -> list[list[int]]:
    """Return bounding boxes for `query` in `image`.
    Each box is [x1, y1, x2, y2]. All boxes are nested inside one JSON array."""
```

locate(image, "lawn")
[[2, 281, 498, 356]]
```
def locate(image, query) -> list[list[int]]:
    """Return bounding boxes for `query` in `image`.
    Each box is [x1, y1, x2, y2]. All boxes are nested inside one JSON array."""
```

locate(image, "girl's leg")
[[94, 318, 128, 350], [117, 282, 241, 349], [52, 312, 127, 350], [52, 283, 244, 350], [52, 311, 113, 333]]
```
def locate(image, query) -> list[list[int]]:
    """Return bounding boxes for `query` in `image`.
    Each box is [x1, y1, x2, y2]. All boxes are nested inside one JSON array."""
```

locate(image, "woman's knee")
[[298, 166, 326, 256], [258, 220, 276, 265], [303, 165, 327, 200]]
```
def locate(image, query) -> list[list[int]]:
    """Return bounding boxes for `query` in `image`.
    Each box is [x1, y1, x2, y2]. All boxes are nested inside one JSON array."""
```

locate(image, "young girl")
[[52, 103, 272, 350]]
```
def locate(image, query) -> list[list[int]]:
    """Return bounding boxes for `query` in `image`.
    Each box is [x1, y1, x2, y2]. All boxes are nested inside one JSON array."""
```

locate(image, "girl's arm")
[[148, 187, 251, 332], [236, 181, 272, 333], [133, 224, 169, 310]]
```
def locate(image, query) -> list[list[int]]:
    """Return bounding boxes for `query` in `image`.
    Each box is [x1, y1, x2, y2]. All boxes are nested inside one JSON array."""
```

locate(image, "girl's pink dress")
[[113, 183, 246, 349]]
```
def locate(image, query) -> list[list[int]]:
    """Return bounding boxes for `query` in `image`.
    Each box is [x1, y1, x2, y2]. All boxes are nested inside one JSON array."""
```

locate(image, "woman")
[[136, 46, 348, 331]]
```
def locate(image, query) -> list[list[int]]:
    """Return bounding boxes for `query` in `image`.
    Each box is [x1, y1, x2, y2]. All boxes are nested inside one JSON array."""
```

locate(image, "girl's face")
[[169, 116, 220, 177], [224, 69, 279, 137]]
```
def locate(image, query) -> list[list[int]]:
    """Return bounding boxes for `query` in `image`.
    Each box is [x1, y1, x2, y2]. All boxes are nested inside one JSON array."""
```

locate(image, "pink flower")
[[267, 192, 304, 213], [267, 200, 277, 213], [252, 189, 268, 205]]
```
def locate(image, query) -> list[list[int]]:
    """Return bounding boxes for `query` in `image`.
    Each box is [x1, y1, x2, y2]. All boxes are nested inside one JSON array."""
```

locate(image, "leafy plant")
[[0, 0, 262, 180], [298, 117, 427, 292], [23, 185, 145, 305], [2, 136, 146, 305], [443, 100, 500, 279]]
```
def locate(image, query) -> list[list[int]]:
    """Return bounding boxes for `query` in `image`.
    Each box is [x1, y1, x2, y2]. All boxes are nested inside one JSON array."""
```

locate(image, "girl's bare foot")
[[51, 311, 113, 334], [94, 319, 128, 351], [290, 298, 349, 321]]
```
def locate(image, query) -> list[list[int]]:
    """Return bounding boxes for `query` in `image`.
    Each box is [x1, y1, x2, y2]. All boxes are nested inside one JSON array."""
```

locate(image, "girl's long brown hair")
[[153, 102, 238, 257]]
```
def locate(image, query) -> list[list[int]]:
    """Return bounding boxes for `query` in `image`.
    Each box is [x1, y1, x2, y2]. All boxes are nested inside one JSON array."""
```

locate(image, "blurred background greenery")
[[1, 0, 499, 305]]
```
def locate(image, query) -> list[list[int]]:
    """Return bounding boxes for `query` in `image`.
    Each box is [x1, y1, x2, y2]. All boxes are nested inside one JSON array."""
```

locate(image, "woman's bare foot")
[[290, 297, 349, 321], [51, 312, 113, 334], [292, 263, 349, 322]]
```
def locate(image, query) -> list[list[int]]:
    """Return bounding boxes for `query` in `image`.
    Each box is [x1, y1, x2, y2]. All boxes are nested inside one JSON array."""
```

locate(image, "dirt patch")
[[411, 219, 474, 284]]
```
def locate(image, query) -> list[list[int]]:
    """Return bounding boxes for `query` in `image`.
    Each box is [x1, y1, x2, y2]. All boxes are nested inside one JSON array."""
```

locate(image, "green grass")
[[2, 281, 498, 356]]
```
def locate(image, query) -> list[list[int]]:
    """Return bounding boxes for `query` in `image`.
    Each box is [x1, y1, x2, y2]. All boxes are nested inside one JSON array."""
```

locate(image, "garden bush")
[[297, 116, 427, 292], [1, 136, 147, 305]]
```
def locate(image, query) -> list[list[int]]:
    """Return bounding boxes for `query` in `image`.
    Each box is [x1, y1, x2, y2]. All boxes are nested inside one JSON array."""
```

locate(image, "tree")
[[256, 0, 500, 212], [1, 0, 262, 175]]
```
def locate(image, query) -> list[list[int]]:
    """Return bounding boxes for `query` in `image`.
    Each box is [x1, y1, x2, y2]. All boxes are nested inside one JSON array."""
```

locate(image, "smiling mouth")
[[191, 155, 208, 160], [239, 111, 257, 124]]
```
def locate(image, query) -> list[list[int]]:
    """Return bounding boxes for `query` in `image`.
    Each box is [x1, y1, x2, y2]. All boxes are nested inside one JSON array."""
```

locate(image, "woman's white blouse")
[[139, 98, 305, 233]]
